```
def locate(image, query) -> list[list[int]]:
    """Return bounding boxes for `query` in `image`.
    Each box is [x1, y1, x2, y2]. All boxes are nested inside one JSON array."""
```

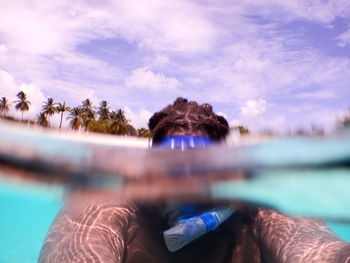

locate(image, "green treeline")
[[0, 91, 152, 138], [1, 91, 349, 137]]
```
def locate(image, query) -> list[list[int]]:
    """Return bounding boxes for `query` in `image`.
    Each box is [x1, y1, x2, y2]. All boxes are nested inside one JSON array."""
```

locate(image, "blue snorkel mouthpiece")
[[164, 207, 234, 252]]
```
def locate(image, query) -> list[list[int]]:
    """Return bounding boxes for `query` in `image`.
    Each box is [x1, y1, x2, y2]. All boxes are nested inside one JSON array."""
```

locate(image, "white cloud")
[[233, 58, 269, 72], [0, 0, 350, 133], [0, 69, 45, 120], [0, 44, 7, 53], [216, 111, 228, 119], [71, 88, 99, 108], [184, 30, 350, 107], [0, 69, 14, 86], [336, 29, 350, 47], [110, 0, 217, 52], [229, 119, 241, 127], [240, 98, 267, 116], [125, 68, 179, 91], [232, 99, 289, 132], [270, 116, 287, 129], [0, 0, 210, 109], [285, 104, 342, 132], [294, 90, 335, 100], [124, 106, 152, 129], [235, 100, 342, 133], [239, 0, 350, 24], [240, 114, 288, 133], [0, 0, 217, 56]]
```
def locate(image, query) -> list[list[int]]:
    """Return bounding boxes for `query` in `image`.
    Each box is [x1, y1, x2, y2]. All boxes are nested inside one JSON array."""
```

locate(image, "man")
[[40, 97, 349, 263]]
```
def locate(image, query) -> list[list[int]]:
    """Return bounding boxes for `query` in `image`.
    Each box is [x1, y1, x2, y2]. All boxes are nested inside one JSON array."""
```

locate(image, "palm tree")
[[137, 128, 152, 146], [56, 102, 71, 129], [82, 98, 93, 109], [37, 112, 49, 127], [342, 108, 350, 128], [81, 99, 96, 131], [137, 128, 152, 138], [110, 109, 128, 123], [110, 109, 136, 135], [125, 124, 136, 136], [0, 97, 10, 116], [15, 91, 31, 122], [232, 125, 250, 135], [97, 100, 110, 121], [42, 97, 56, 125], [67, 107, 83, 130]]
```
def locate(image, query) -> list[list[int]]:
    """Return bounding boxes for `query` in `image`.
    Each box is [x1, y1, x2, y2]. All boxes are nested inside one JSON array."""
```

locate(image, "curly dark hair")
[[148, 97, 229, 145]]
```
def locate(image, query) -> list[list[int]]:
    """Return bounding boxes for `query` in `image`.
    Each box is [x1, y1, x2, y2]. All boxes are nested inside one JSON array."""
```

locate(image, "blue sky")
[[0, 0, 350, 132]]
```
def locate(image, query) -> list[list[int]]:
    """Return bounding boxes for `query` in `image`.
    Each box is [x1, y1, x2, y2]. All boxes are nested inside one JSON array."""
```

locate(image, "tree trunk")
[[59, 112, 63, 129]]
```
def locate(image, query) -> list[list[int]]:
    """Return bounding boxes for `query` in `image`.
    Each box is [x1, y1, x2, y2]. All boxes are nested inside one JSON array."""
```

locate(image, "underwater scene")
[[1, 121, 350, 262]]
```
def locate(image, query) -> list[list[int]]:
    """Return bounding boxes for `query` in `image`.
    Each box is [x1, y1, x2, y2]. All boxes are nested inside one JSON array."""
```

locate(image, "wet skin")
[[40, 128, 350, 262], [39, 198, 261, 263], [39, 190, 350, 263]]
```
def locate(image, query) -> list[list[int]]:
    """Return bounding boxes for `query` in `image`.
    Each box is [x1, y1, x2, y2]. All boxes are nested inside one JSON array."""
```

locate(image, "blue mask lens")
[[159, 136, 212, 150]]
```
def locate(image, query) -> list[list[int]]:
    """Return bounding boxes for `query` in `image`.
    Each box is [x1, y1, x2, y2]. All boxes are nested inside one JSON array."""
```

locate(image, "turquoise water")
[[0, 179, 62, 263], [1, 121, 350, 262], [326, 222, 350, 241], [1, 172, 350, 262]]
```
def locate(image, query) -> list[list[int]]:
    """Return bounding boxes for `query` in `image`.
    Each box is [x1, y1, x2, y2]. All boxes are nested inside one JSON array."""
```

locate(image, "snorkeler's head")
[[148, 97, 229, 146]]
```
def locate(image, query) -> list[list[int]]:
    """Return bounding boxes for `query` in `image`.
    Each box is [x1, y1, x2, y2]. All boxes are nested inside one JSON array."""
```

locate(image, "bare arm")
[[39, 200, 170, 263], [250, 209, 350, 263], [39, 201, 133, 263]]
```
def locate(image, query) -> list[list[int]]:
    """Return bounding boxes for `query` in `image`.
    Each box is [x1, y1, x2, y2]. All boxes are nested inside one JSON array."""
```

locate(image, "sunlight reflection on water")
[[1, 120, 350, 262]]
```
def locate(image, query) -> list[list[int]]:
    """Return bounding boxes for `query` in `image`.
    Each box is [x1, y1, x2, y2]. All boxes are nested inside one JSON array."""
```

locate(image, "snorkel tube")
[[158, 136, 234, 252]]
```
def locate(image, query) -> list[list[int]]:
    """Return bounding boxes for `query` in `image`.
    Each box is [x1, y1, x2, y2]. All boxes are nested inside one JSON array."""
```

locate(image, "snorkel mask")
[[159, 135, 212, 150]]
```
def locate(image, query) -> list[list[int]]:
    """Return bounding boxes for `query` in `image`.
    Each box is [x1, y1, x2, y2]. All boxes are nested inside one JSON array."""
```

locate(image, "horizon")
[[1, 0, 350, 132]]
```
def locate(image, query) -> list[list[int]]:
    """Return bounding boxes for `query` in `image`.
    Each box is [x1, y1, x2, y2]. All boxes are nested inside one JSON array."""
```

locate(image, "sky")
[[0, 0, 350, 132]]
